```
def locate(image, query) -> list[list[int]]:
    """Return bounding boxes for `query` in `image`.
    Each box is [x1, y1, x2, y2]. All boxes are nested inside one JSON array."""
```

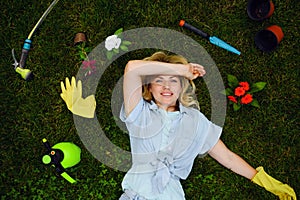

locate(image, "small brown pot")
[[74, 32, 87, 45]]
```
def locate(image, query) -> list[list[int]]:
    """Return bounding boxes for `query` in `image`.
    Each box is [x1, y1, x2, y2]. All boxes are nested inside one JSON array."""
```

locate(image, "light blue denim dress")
[[119, 99, 222, 200]]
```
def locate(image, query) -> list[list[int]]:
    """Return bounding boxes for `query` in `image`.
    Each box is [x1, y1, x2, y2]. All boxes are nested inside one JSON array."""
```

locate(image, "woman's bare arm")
[[123, 60, 195, 116], [208, 140, 257, 180]]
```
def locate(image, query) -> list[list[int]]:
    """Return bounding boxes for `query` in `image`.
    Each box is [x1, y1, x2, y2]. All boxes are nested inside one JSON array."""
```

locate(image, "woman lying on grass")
[[60, 51, 296, 200], [118, 52, 296, 200]]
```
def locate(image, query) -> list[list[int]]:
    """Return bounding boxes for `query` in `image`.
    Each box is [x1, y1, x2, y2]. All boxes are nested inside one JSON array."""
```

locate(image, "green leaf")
[[225, 88, 233, 95], [250, 99, 260, 108], [250, 82, 267, 93], [120, 45, 128, 51], [114, 28, 123, 36], [79, 52, 86, 60], [113, 48, 119, 54], [77, 42, 86, 48], [76, 45, 83, 50], [84, 47, 92, 53], [233, 103, 241, 111], [220, 88, 233, 95], [227, 74, 239, 88], [106, 51, 114, 60], [122, 40, 132, 45]]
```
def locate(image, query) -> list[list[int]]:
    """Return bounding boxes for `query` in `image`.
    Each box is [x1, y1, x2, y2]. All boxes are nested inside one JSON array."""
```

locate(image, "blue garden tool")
[[179, 20, 241, 55], [11, 0, 60, 80]]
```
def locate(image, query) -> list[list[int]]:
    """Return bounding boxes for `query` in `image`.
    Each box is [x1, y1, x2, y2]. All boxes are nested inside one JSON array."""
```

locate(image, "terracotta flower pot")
[[255, 25, 284, 52], [247, 0, 275, 21], [74, 32, 87, 45]]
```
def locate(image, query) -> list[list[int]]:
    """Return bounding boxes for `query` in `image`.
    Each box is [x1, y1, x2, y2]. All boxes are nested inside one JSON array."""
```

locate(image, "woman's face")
[[149, 75, 182, 111]]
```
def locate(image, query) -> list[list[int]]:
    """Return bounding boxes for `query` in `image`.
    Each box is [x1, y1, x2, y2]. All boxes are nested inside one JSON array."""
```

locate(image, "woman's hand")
[[252, 167, 297, 200], [187, 63, 206, 80], [60, 77, 96, 118]]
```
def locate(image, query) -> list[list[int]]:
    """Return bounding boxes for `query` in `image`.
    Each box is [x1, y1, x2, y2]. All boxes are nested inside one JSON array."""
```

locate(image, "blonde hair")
[[142, 51, 200, 110]]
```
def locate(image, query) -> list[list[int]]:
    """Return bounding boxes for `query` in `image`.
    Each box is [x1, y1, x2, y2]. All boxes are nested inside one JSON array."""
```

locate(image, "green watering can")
[[42, 138, 81, 183]]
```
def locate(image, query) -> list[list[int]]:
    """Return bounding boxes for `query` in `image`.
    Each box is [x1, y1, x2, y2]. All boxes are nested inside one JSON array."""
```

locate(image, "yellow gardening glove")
[[252, 166, 297, 200], [60, 77, 96, 118]]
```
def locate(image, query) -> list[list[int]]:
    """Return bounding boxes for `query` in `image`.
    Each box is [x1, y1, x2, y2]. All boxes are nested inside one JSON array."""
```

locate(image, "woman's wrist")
[[126, 60, 192, 78]]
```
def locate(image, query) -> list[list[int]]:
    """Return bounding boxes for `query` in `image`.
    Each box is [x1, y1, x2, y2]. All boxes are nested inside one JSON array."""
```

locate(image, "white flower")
[[105, 35, 121, 51]]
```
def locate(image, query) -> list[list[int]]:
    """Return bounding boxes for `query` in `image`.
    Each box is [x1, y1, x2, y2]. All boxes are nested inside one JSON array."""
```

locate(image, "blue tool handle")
[[19, 39, 32, 68], [179, 20, 210, 40]]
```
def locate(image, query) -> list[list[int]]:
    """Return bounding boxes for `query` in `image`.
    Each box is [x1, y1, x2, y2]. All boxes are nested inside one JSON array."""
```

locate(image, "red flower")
[[228, 96, 238, 103], [234, 87, 246, 97], [82, 60, 96, 69], [82, 60, 97, 76], [241, 94, 253, 104], [239, 82, 250, 91]]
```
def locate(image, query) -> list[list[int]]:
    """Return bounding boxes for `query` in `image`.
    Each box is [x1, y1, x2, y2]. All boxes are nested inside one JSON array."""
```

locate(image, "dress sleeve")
[[196, 112, 223, 156], [120, 98, 160, 139], [120, 97, 145, 123]]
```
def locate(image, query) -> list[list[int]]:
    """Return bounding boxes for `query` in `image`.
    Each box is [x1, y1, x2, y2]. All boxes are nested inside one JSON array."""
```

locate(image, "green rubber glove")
[[60, 77, 96, 118], [252, 166, 297, 200]]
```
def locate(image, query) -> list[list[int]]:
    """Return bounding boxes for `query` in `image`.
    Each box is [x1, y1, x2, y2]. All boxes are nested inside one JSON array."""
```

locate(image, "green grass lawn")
[[0, 0, 299, 199]]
